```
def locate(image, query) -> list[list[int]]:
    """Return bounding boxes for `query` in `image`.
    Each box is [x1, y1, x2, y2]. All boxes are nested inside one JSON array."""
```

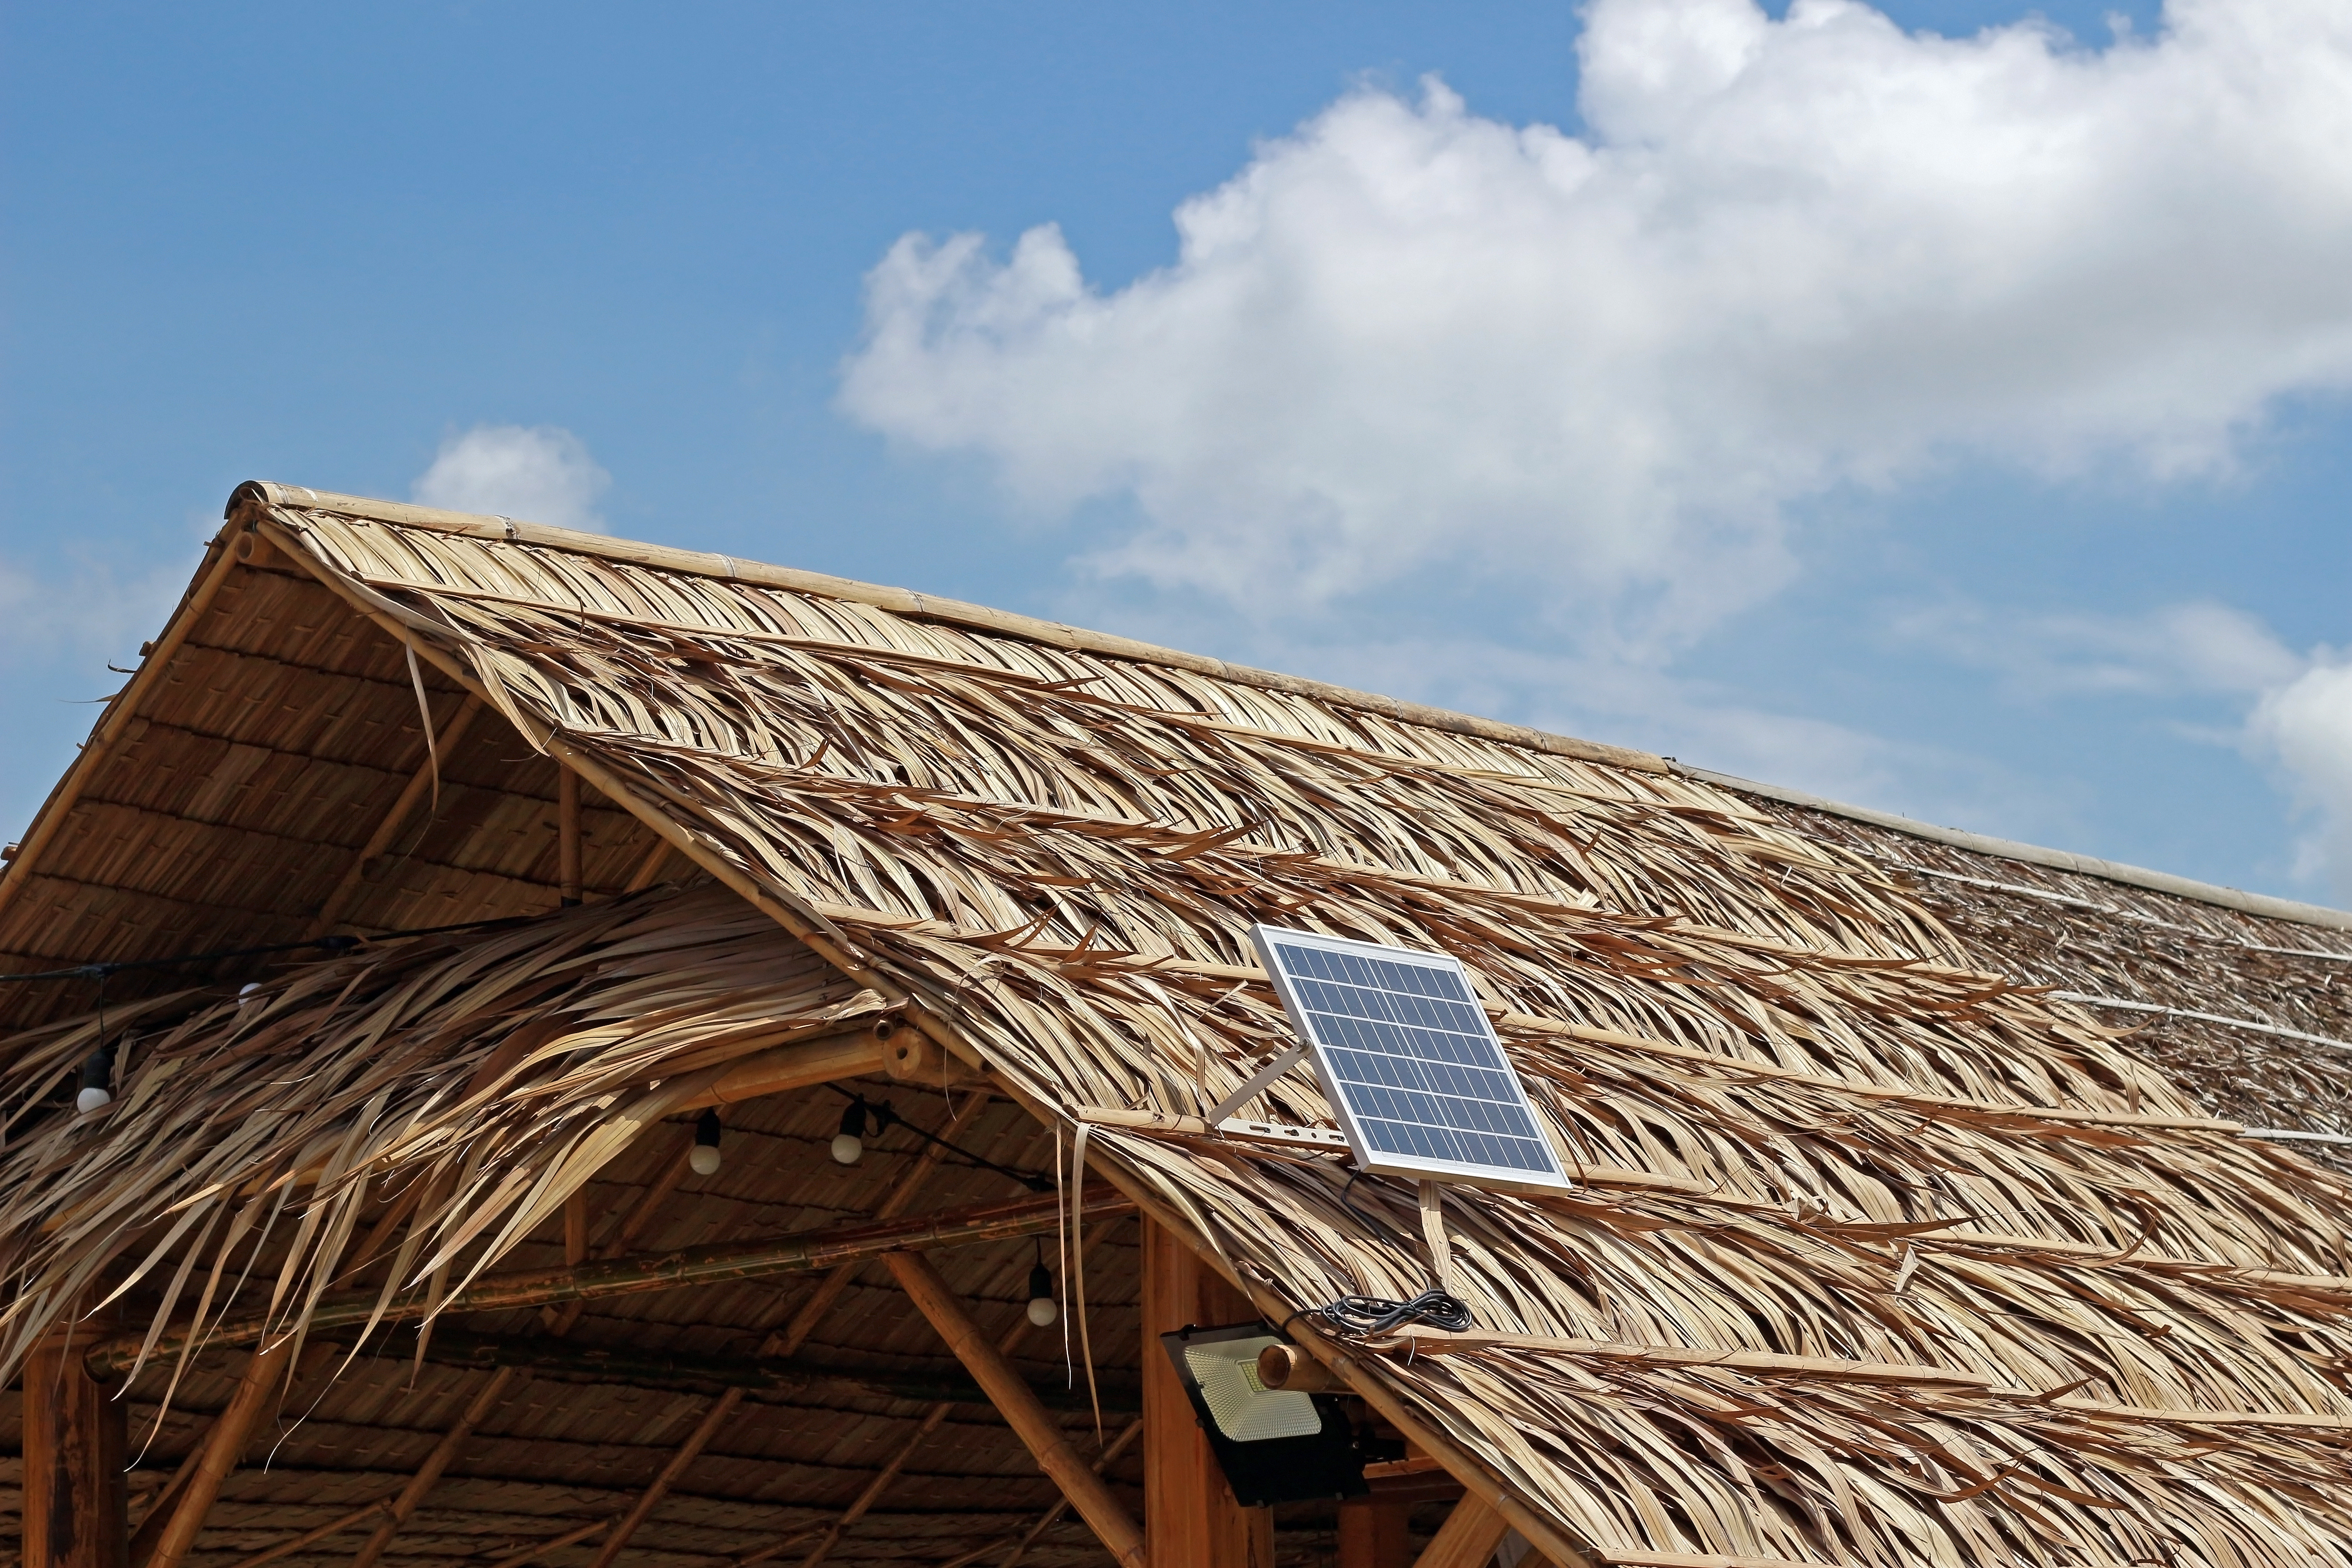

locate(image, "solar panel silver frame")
[[1248, 924, 1571, 1194]]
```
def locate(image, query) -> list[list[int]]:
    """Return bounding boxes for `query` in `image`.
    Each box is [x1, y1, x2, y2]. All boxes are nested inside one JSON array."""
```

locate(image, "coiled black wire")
[[1296, 1288, 1474, 1337]]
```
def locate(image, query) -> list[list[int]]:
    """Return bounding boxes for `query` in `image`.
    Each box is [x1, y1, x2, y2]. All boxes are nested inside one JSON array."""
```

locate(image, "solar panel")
[[1248, 925, 1569, 1192]]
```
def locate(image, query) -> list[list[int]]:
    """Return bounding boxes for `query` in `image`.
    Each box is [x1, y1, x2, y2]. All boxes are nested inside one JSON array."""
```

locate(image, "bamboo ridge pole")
[[884, 1251, 1146, 1568], [85, 1190, 1132, 1379], [369, 1326, 1147, 1410], [235, 484, 1667, 777]]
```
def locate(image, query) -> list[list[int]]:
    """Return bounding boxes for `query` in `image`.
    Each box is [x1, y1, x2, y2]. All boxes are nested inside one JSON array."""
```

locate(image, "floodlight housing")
[[1158, 1322, 1369, 1506]]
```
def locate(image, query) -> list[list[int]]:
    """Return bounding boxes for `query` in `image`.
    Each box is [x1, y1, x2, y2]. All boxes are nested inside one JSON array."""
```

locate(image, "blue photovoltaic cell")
[[1268, 940, 1555, 1175]]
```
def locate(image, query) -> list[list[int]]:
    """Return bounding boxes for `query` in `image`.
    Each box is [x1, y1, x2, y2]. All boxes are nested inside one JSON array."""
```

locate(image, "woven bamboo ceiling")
[[10, 483, 2352, 1568]]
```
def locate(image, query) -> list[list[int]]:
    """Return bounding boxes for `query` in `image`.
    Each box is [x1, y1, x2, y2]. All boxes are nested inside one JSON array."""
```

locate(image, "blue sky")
[[7, 0, 2352, 903]]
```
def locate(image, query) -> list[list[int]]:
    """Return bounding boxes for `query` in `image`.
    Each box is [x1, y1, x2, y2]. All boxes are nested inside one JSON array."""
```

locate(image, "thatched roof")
[[10, 481, 2352, 1568]]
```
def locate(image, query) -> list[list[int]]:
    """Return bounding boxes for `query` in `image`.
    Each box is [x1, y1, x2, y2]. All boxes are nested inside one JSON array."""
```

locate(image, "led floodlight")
[[1159, 1322, 1369, 1506]]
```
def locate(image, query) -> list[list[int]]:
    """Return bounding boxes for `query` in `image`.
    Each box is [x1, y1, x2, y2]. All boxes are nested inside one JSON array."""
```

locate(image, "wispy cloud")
[[413, 425, 611, 533], [0, 554, 186, 663], [1888, 599, 2306, 699]]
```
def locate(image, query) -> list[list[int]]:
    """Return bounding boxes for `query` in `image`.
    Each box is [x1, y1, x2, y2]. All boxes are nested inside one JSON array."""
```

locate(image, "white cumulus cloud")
[[2249, 661, 2352, 896], [840, 0, 2352, 658], [413, 425, 611, 533]]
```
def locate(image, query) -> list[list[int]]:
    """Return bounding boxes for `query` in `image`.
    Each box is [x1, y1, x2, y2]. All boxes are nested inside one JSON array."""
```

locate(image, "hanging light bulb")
[[832, 1100, 867, 1165], [75, 1044, 114, 1114], [1025, 1257, 1059, 1327], [690, 1108, 723, 1176]]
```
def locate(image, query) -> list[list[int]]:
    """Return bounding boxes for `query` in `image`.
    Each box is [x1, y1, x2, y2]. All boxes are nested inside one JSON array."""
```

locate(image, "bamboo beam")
[[796, 1200, 1119, 1568], [87, 1189, 1130, 1380], [1411, 1496, 1511, 1568], [1141, 1216, 1258, 1568], [0, 532, 244, 926], [577, 1092, 992, 1568], [141, 1334, 296, 1568], [220, 1497, 398, 1568], [678, 1031, 891, 1113], [931, 1418, 1143, 1568], [24, 1318, 128, 1568], [343, 1324, 1137, 1409], [558, 766, 583, 906], [885, 1250, 1146, 1568], [305, 696, 483, 937], [622, 836, 678, 892], [343, 1367, 520, 1568], [478, 1518, 613, 1568]]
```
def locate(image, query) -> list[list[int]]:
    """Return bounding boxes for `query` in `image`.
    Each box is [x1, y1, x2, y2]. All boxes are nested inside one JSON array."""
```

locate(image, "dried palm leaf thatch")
[[59, 495, 2352, 1567], [0, 884, 876, 1409]]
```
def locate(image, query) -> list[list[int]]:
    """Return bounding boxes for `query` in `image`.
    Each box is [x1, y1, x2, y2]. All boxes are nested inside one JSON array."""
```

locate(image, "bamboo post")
[[884, 1251, 1145, 1568], [1410, 1496, 1510, 1568], [24, 1319, 127, 1568], [1339, 1499, 1414, 1568], [558, 767, 583, 906], [1140, 1217, 1260, 1568], [141, 1334, 296, 1568]]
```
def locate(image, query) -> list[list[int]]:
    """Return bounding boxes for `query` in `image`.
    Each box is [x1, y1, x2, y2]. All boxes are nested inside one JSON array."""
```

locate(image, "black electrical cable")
[[0, 912, 543, 985], [825, 1084, 1055, 1192], [1288, 1288, 1474, 1338]]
